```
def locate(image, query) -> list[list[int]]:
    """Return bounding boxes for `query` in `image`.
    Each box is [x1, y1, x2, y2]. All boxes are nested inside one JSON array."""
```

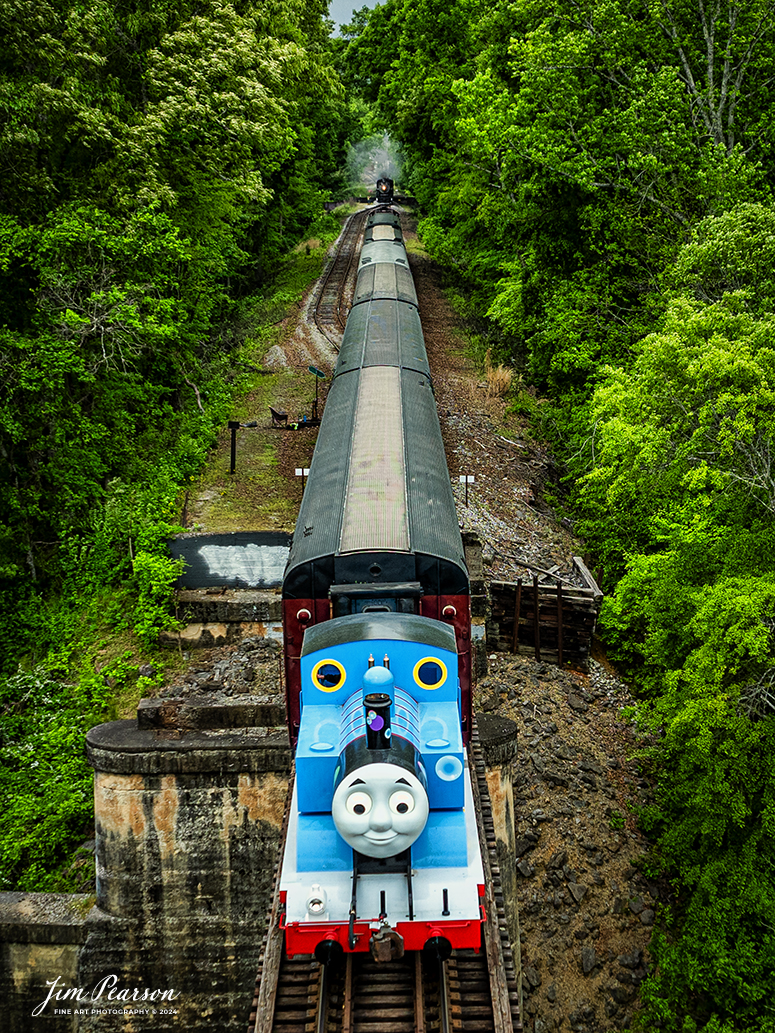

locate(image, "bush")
[[485, 348, 513, 397], [132, 551, 184, 648], [0, 665, 115, 890]]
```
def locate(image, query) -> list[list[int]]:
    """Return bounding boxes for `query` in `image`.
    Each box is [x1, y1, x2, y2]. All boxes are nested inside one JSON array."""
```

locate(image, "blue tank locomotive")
[[279, 614, 484, 959]]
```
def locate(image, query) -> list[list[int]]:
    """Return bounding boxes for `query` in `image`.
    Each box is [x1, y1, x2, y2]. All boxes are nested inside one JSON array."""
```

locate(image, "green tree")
[[0, 0, 351, 667], [571, 206, 775, 1028]]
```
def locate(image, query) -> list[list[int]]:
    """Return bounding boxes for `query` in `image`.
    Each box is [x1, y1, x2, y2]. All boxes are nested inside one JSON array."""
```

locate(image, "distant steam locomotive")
[[375, 176, 394, 203]]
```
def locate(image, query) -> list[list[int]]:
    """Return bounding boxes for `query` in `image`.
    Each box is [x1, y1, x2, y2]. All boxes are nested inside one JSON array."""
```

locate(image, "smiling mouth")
[[364, 831, 397, 842]]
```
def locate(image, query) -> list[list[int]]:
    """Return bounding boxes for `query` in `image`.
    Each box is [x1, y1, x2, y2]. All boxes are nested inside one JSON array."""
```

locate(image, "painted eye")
[[317, 664, 342, 687], [390, 791, 415, 815], [414, 657, 447, 689], [346, 792, 372, 816], [419, 662, 442, 683], [312, 659, 346, 691]]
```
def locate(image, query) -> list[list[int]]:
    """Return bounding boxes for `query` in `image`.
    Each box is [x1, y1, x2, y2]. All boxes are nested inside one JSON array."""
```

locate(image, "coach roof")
[[283, 365, 466, 598]]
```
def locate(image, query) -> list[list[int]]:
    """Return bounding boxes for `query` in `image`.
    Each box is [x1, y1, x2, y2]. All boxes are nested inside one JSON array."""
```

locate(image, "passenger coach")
[[282, 211, 472, 745]]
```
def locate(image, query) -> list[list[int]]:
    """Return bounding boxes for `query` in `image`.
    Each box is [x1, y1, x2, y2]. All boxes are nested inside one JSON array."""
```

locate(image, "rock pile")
[[160, 636, 285, 702], [477, 654, 658, 1032]]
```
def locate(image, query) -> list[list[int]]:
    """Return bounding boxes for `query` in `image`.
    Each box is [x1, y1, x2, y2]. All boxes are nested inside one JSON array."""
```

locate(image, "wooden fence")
[[486, 557, 603, 667]]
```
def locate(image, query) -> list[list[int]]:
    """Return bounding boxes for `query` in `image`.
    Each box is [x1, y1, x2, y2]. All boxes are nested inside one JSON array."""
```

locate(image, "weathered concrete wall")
[[174, 590, 283, 624], [0, 893, 91, 1033], [77, 720, 291, 1032]]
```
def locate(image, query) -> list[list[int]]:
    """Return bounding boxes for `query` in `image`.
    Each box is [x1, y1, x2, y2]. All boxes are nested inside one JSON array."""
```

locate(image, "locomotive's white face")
[[332, 763, 429, 859]]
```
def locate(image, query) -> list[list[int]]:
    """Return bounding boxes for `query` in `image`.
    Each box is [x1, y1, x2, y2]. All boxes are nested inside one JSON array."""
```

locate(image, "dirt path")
[[182, 226, 349, 534]]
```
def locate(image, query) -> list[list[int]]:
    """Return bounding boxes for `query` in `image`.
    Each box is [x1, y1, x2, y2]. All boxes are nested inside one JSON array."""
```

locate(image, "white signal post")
[[459, 474, 475, 507], [295, 468, 311, 493]]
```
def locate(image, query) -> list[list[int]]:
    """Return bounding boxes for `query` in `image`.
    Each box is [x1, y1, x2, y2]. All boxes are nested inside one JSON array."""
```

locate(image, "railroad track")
[[312, 210, 368, 348], [246, 719, 523, 1033], [469, 719, 524, 1033], [251, 922, 487, 1033]]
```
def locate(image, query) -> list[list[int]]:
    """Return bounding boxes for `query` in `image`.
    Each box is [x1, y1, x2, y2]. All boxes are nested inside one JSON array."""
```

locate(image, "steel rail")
[[437, 955, 451, 1033], [316, 958, 334, 1033], [313, 210, 367, 350], [469, 716, 524, 1032]]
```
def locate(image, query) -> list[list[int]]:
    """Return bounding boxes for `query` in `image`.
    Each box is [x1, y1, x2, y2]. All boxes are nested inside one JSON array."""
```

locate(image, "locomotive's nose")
[[332, 762, 429, 859], [369, 800, 392, 832]]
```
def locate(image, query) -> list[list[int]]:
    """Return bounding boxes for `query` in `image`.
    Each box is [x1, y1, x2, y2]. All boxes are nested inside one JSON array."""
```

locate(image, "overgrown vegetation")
[[339, 1, 775, 1028], [1, 657, 143, 892], [0, 0, 365, 891], [0, 0, 366, 661]]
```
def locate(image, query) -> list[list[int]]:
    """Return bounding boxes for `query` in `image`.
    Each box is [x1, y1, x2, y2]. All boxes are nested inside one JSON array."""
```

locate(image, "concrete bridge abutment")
[[78, 719, 291, 1031]]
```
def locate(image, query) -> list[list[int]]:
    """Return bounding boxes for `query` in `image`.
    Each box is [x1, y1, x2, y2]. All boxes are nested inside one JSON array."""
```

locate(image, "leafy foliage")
[[572, 214, 775, 1027], [0, 665, 114, 891], [0, 0, 358, 668], [339, 1, 775, 1028], [0, 0, 365, 892], [132, 551, 185, 647]]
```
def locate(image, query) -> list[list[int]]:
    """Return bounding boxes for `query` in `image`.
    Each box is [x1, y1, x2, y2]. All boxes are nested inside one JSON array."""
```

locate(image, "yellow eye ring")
[[413, 657, 447, 690], [311, 659, 346, 692]]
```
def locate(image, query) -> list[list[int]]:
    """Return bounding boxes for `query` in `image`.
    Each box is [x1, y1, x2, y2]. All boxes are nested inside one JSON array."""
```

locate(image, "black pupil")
[[397, 802, 408, 814], [353, 803, 365, 815], [419, 662, 442, 684], [317, 664, 340, 687]]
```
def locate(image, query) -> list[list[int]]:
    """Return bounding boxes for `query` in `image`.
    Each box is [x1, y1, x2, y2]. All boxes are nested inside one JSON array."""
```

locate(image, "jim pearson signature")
[[33, 975, 181, 1016]]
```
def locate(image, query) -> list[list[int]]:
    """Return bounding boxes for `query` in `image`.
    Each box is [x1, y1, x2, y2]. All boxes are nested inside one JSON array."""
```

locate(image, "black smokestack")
[[365, 692, 392, 749]]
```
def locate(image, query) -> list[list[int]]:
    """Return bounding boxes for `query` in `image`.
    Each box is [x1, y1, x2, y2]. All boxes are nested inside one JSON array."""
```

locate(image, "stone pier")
[[77, 715, 291, 1031], [0, 699, 291, 1033]]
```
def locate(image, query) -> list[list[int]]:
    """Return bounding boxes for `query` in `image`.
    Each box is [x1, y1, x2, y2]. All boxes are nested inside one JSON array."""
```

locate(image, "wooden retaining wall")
[[486, 557, 603, 668]]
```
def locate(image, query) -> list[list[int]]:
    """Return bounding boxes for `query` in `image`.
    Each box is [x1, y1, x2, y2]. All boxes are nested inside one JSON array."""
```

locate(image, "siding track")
[[313, 211, 367, 347]]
